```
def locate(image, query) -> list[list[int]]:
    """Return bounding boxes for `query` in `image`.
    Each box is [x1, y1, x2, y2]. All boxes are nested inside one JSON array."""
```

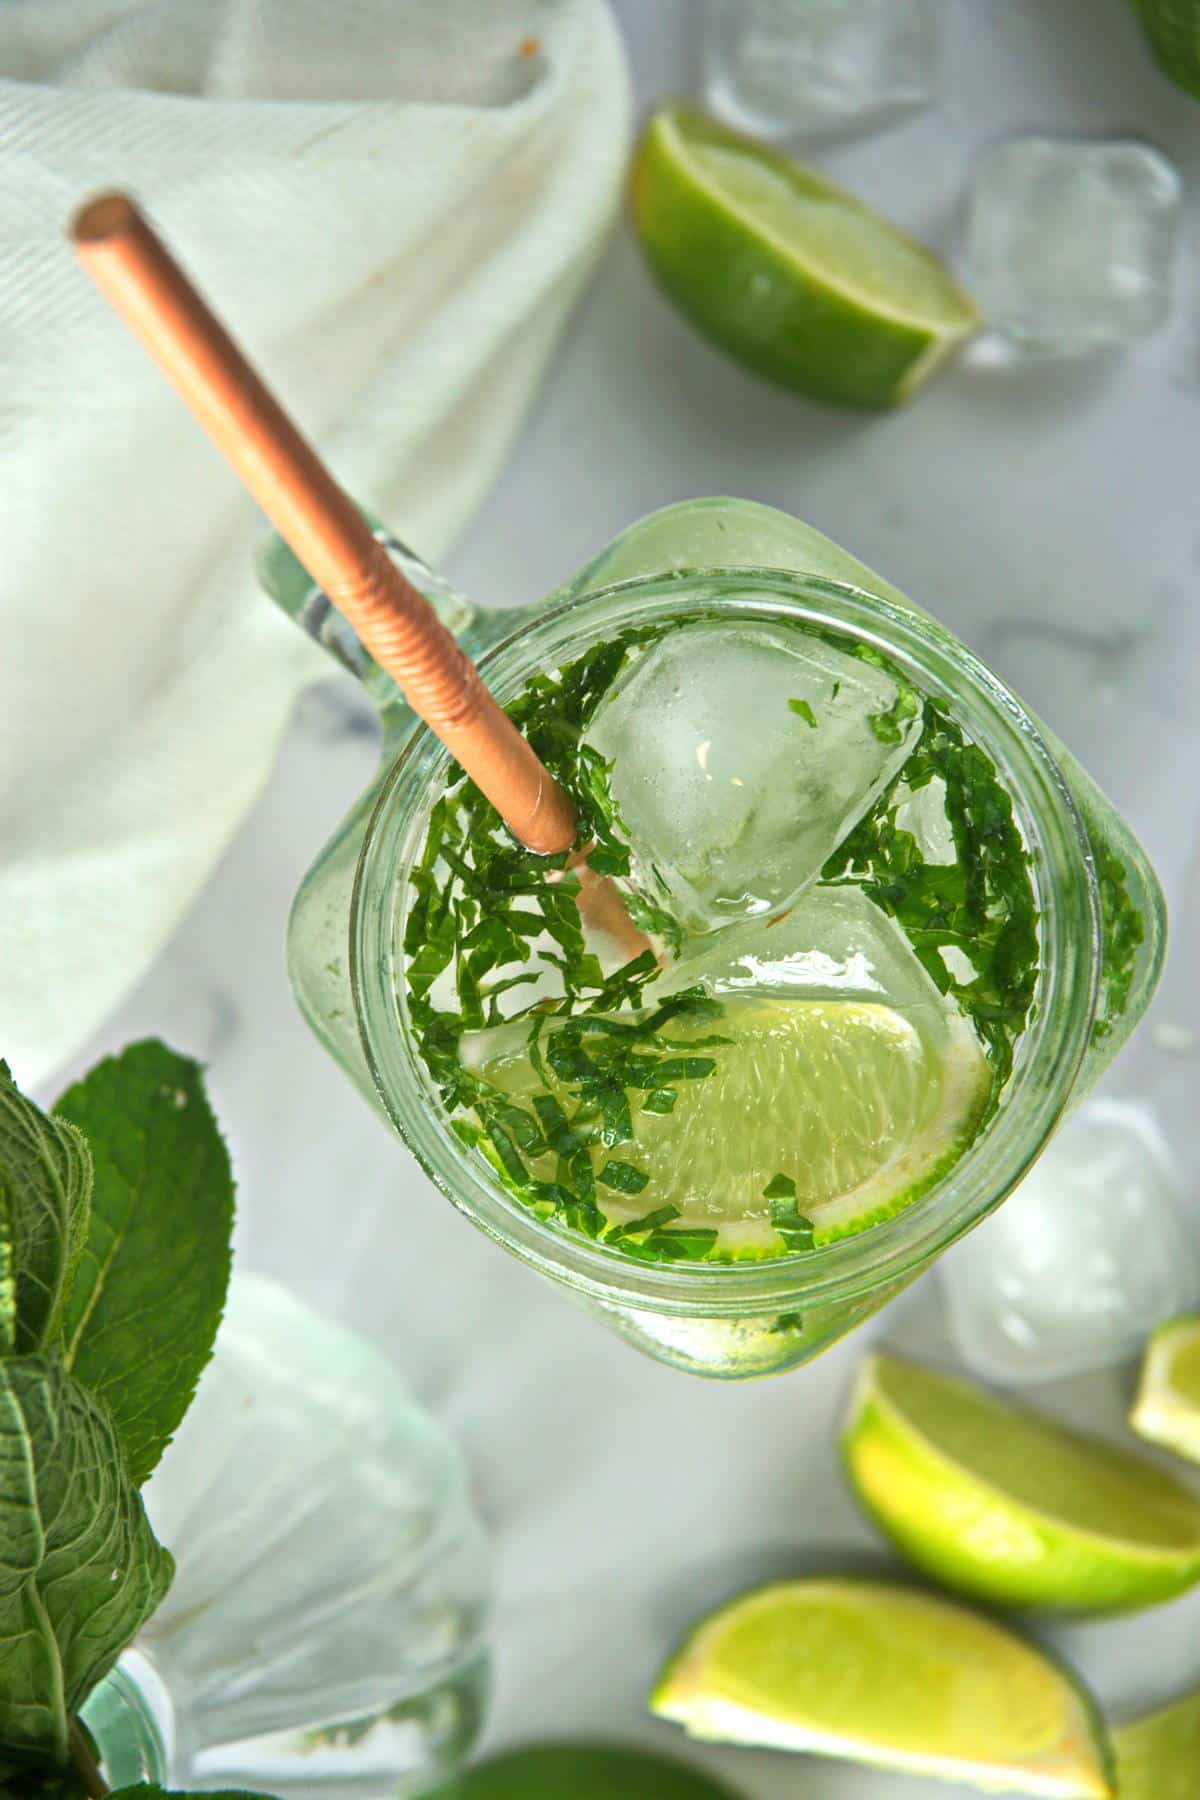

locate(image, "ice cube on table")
[[966, 136, 1181, 357], [940, 1098, 1200, 1386], [700, 0, 942, 143], [586, 619, 922, 935]]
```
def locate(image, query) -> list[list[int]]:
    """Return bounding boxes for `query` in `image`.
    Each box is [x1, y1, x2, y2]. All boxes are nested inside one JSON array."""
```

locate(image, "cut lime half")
[[843, 1353, 1200, 1613], [1131, 1314, 1200, 1463], [650, 1578, 1112, 1796], [471, 994, 990, 1253], [631, 102, 979, 410]]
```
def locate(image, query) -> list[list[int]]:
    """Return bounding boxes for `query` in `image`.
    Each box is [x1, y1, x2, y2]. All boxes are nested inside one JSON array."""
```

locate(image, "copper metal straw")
[[71, 193, 577, 858]]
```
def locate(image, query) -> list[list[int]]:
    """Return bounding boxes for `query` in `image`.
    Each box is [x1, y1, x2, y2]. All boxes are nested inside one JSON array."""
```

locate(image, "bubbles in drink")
[[586, 619, 922, 935], [700, 0, 943, 142], [966, 136, 1181, 356]]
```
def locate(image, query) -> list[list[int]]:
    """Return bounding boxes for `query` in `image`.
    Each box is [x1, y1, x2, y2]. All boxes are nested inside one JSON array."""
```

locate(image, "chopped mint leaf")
[[867, 684, 922, 744], [823, 693, 1038, 1097], [598, 1160, 651, 1196], [54, 1043, 234, 1486], [772, 1311, 806, 1334], [763, 1173, 797, 1201], [770, 1198, 815, 1252], [604, 1203, 678, 1240], [1085, 803, 1145, 1043], [788, 697, 818, 728], [641, 1088, 678, 1114]]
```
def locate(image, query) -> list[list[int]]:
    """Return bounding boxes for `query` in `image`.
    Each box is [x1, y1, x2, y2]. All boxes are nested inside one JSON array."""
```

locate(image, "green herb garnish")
[[867, 683, 922, 744], [406, 616, 1047, 1260], [0, 1047, 237, 1800], [764, 1174, 816, 1252], [405, 627, 720, 1252], [1083, 801, 1145, 1043], [823, 696, 1039, 1092]]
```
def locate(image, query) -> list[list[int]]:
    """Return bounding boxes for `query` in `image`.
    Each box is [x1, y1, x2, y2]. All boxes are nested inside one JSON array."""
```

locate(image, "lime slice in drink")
[[650, 1578, 1112, 1796], [1128, 0, 1200, 99], [843, 1353, 1200, 1613], [471, 995, 990, 1252], [450, 1742, 742, 1798], [1112, 1688, 1200, 1800], [631, 102, 979, 410], [1131, 1315, 1200, 1462]]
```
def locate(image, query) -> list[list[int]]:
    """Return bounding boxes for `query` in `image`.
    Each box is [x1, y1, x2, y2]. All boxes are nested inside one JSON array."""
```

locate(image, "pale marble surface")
[[58, 2, 1200, 1794]]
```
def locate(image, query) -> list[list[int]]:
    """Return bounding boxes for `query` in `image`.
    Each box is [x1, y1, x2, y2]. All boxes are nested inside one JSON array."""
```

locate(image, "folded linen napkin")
[[0, 0, 630, 1084]]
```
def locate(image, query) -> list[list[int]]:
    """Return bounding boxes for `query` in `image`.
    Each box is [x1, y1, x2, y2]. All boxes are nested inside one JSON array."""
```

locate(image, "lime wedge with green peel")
[[1131, 1315, 1200, 1463], [1128, 0, 1200, 99], [650, 1578, 1112, 1796], [1112, 1689, 1200, 1800], [448, 1742, 743, 1798], [631, 102, 979, 410], [843, 1353, 1200, 1613], [470, 995, 990, 1254]]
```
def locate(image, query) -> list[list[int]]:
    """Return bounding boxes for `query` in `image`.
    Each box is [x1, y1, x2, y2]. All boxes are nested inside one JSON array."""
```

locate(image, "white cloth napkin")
[[0, 0, 630, 1087]]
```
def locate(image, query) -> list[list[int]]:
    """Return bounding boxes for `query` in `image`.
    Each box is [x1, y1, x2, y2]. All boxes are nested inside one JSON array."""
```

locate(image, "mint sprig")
[[0, 1047, 238, 1797]]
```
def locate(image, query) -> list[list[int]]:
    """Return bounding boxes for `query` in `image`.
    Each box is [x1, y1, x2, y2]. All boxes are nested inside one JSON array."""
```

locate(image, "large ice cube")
[[967, 137, 1181, 356], [701, 0, 942, 143], [657, 883, 949, 1022], [587, 620, 922, 933], [940, 1098, 1200, 1385]]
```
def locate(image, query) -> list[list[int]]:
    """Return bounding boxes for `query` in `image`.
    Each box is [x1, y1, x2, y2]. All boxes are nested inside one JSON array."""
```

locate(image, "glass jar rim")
[[352, 566, 1102, 1315]]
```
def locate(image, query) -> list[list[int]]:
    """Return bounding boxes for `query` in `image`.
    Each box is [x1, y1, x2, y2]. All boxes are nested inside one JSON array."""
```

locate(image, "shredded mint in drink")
[[403, 612, 1139, 1262]]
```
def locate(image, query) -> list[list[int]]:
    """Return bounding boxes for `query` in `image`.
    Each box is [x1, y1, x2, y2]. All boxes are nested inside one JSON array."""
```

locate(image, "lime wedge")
[[1112, 1689, 1200, 1800], [843, 1353, 1200, 1613], [1128, 0, 1200, 99], [471, 995, 990, 1252], [650, 1578, 1112, 1796], [1131, 1315, 1200, 1462], [631, 102, 979, 410], [448, 1742, 742, 1798]]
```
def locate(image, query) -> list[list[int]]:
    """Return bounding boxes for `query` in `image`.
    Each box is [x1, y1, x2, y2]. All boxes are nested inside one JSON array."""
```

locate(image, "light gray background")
[[62, 1, 1200, 1793]]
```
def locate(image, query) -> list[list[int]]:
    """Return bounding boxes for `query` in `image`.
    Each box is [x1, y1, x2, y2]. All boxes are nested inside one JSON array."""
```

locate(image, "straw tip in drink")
[[71, 191, 143, 245]]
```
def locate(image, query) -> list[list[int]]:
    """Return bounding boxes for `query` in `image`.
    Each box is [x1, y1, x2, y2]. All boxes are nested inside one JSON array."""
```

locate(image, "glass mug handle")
[[257, 516, 490, 738]]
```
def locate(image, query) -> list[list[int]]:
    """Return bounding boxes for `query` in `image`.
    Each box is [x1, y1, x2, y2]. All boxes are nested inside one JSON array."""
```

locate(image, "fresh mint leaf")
[[788, 697, 817, 728], [0, 1356, 173, 1764], [0, 1064, 91, 1355], [597, 1160, 651, 1196], [55, 1042, 234, 1485], [762, 1173, 797, 1201]]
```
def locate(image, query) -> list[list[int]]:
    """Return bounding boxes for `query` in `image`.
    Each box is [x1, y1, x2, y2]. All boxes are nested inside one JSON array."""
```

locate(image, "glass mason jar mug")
[[264, 499, 1165, 1380]]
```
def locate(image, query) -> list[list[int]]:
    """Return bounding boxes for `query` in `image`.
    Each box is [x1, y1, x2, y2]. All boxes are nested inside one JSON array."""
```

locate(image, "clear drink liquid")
[[408, 607, 1054, 1264]]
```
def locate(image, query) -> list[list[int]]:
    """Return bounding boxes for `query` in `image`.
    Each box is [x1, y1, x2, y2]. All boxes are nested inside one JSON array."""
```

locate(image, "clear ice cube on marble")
[[586, 618, 922, 935], [700, 0, 942, 142], [940, 1098, 1200, 1386], [966, 136, 1181, 356]]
